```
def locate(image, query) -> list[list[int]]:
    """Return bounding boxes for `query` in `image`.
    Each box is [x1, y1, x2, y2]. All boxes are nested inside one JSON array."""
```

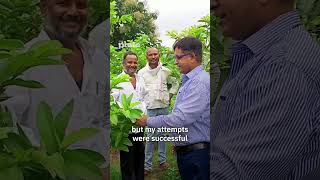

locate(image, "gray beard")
[[124, 69, 136, 76], [43, 16, 81, 41]]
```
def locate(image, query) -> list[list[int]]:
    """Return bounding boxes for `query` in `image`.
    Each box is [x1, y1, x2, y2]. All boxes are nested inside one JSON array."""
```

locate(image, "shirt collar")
[[38, 29, 91, 52], [120, 71, 137, 78], [242, 11, 301, 55], [37, 29, 95, 63], [146, 62, 162, 70], [185, 65, 204, 80], [38, 29, 51, 40]]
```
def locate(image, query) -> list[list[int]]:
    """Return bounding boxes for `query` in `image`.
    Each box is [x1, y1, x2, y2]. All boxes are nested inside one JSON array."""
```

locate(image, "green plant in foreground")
[[0, 39, 105, 179], [0, 38, 70, 128], [0, 100, 105, 180], [110, 74, 144, 152]]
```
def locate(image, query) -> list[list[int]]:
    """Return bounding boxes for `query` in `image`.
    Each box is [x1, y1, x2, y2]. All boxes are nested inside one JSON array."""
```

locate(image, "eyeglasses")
[[174, 53, 191, 60]]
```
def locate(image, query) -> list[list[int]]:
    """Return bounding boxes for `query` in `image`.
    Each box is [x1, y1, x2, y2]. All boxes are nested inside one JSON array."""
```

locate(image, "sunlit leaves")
[[110, 75, 144, 152]]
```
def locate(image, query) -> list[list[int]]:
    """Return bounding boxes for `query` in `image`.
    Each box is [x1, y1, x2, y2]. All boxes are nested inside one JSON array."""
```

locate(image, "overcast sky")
[[140, 0, 210, 47]]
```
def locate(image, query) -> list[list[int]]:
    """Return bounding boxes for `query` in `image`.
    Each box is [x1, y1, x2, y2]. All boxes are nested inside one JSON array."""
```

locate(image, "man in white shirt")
[[111, 51, 146, 180], [137, 47, 179, 175], [4, 0, 109, 178]]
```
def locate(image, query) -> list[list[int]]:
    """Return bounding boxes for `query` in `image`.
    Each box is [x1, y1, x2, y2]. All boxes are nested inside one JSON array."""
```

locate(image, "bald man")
[[137, 48, 179, 175]]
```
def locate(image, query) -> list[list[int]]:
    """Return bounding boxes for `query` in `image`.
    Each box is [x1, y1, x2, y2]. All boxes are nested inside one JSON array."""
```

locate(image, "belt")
[[175, 142, 209, 153]]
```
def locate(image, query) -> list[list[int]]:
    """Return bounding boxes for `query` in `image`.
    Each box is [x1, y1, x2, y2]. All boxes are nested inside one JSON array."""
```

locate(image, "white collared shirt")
[[111, 72, 147, 114], [137, 63, 179, 109], [111, 72, 147, 134]]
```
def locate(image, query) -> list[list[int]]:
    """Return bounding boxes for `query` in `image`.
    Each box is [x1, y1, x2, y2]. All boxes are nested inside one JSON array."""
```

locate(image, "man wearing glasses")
[[136, 37, 210, 180]]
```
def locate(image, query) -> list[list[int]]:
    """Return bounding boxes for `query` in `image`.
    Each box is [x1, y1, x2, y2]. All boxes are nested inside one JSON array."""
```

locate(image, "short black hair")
[[123, 51, 138, 64], [173, 37, 202, 62]]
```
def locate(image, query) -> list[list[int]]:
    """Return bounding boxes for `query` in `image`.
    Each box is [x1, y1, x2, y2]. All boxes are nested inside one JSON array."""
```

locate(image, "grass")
[[110, 142, 181, 180]]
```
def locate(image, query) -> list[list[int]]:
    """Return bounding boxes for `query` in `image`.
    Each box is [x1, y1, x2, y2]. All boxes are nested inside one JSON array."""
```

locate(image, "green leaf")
[[0, 39, 24, 51], [0, 0, 15, 9], [0, 165, 23, 180], [296, 0, 316, 15], [127, 94, 133, 105], [130, 101, 141, 108], [44, 48, 72, 57], [16, 123, 32, 147], [1, 78, 45, 88], [61, 128, 100, 149], [36, 101, 59, 154], [2, 133, 32, 155], [110, 113, 118, 125], [129, 109, 143, 120], [29, 57, 65, 66], [0, 52, 11, 59], [0, 111, 13, 127], [311, 16, 320, 25], [31, 151, 66, 180], [121, 94, 129, 109], [63, 149, 105, 167], [54, 100, 74, 142], [63, 150, 102, 180], [119, 14, 133, 23], [123, 138, 133, 147], [122, 110, 131, 118], [111, 74, 130, 89], [29, 40, 72, 57], [114, 131, 122, 147], [0, 127, 11, 139], [118, 144, 129, 152], [0, 153, 16, 169], [112, 86, 124, 90], [0, 55, 64, 84]]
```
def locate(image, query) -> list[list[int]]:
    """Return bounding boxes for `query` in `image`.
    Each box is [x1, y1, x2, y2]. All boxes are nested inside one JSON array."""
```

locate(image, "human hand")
[[135, 115, 148, 127]]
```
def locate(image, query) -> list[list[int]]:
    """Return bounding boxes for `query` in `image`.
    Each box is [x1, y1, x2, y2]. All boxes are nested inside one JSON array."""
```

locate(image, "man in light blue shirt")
[[136, 37, 210, 180]]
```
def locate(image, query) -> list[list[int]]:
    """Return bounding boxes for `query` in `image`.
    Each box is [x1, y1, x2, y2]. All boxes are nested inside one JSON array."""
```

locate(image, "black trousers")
[[120, 132, 145, 180]]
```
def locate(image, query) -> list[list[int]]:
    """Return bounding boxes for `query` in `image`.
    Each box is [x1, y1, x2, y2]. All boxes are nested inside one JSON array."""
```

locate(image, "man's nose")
[[66, 3, 79, 16]]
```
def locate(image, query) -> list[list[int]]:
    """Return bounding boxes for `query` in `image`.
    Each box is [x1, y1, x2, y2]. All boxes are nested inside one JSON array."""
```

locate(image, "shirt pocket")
[[83, 81, 106, 127], [213, 79, 239, 134]]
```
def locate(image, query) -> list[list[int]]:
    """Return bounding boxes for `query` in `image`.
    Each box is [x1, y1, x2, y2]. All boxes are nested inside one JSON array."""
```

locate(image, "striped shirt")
[[147, 65, 210, 146], [211, 11, 320, 179]]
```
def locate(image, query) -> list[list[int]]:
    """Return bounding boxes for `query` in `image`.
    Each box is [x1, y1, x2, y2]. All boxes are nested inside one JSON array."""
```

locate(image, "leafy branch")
[[110, 74, 143, 152], [0, 39, 105, 179]]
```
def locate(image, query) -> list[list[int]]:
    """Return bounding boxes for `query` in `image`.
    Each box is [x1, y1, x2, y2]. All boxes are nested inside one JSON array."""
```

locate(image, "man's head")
[[211, 0, 295, 40], [146, 48, 160, 69], [123, 51, 138, 76], [173, 37, 202, 74], [40, 0, 88, 41]]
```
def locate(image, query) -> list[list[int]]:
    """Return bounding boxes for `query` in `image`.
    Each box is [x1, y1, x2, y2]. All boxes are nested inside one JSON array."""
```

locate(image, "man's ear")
[[189, 52, 197, 63]]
